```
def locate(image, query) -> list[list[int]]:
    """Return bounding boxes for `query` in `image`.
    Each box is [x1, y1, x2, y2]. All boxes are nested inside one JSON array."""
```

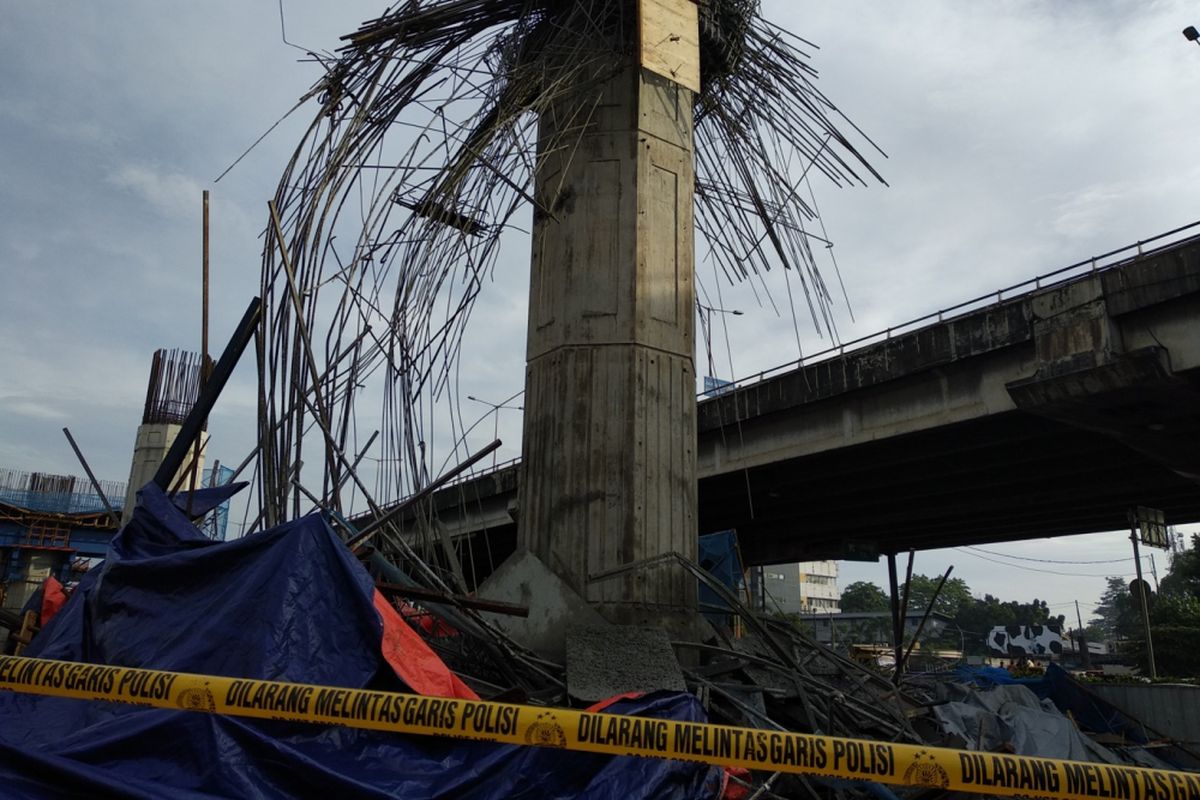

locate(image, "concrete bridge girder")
[[384, 236, 1200, 569]]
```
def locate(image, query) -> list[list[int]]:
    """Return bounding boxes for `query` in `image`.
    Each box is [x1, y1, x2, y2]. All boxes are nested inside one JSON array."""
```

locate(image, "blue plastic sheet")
[[697, 530, 742, 624], [952, 665, 1050, 699], [0, 483, 722, 798], [168, 481, 247, 520]]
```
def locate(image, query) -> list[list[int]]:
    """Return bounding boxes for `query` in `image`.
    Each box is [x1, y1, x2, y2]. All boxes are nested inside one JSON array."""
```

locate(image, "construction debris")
[[565, 625, 687, 703], [2, 1, 1197, 797], [475, 548, 609, 659], [5, 465, 1199, 796]]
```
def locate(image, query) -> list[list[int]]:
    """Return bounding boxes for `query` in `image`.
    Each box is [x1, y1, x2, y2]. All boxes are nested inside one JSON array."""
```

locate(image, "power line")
[[963, 545, 1144, 566], [955, 548, 1139, 578]]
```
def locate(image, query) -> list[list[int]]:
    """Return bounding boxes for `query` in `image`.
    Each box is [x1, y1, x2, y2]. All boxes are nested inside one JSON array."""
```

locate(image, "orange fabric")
[[720, 767, 751, 799], [584, 692, 644, 712], [40, 577, 67, 626], [397, 599, 458, 638], [373, 590, 478, 699]]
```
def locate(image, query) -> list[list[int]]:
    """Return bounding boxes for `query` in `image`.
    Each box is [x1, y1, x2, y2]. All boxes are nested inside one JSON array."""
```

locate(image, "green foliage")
[[903, 574, 973, 618], [835, 575, 1072, 655], [1090, 576, 1139, 641], [839, 581, 890, 612], [1142, 538, 1200, 676], [953, 595, 1014, 651], [1160, 534, 1200, 599], [1131, 625, 1200, 677], [1093, 535, 1200, 677], [1152, 592, 1200, 628]]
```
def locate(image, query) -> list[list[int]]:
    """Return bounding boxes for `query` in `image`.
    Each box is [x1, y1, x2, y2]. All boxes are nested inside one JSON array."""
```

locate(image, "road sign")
[[1130, 506, 1168, 549], [1128, 578, 1155, 611], [703, 376, 734, 397]]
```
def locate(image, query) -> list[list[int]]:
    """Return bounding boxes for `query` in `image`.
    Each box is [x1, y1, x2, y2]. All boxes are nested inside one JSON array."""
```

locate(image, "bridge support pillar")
[[518, 63, 698, 627]]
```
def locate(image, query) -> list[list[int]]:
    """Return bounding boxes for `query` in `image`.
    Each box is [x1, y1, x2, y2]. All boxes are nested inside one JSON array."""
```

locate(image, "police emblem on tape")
[[524, 712, 566, 748], [902, 751, 949, 789], [176, 685, 217, 712]]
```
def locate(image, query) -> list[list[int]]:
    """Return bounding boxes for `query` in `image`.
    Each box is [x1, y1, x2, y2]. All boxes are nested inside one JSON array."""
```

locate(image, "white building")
[[757, 561, 840, 615]]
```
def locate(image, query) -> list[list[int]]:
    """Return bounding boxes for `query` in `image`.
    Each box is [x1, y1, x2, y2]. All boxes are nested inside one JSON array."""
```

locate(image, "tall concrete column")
[[121, 349, 210, 524], [518, 63, 697, 625], [122, 425, 208, 525]]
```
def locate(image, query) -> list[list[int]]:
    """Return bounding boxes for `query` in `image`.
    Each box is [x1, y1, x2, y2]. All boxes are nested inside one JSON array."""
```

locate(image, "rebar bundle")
[[142, 349, 208, 426], [255, 0, 884, 537]]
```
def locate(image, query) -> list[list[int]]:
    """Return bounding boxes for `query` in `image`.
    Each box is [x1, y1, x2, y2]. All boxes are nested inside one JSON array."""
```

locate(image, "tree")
[[1160, 534, 1200, 598], [1090, 576, 1139, 641], [1140, 536, 1200, 676], [949, 594, 1066, 656], [840, 581, 889, 612], [952, 594, 1016, 655], [833, 574, 1084, 657], [903, 574, 973, 618]]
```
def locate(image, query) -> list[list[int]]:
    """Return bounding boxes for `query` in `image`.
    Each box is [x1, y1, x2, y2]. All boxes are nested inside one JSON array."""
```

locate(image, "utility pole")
[[1074, 600, 1091, 669], [1129, 522, 1157, 679]]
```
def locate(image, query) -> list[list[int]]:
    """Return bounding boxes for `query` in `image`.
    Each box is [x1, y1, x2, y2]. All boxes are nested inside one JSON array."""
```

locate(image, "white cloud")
[[0, 397, 69, 421], [1050, 182, 1134, 239], [107, 163, 206, 220]]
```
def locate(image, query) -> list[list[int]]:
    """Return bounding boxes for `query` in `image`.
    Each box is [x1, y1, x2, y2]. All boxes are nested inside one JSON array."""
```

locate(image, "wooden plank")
[[13, 611, 38, 656], [639, 0, 701, 93]]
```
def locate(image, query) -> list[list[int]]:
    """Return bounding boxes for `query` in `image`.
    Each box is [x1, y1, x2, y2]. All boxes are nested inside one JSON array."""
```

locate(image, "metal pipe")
[[886, 553, 901, 684], [61, 427, 121, 529], [899, 565, 953, 673]]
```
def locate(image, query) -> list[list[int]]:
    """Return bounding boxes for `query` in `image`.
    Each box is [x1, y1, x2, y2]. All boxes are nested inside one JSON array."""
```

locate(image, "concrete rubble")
[[358, 533, 1200, 798]]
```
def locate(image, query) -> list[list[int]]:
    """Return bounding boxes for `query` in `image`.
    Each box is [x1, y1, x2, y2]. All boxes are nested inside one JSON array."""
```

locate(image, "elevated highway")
[[390, 224, 1200, 566]]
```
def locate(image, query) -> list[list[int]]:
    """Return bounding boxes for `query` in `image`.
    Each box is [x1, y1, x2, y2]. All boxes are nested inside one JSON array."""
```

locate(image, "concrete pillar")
[[121, 424, 208, 524], [518, 63, 698, 625]]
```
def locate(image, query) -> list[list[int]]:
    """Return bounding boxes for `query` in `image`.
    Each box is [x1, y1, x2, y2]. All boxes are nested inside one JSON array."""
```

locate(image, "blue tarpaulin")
[[0, 483, 722, 798], [952, 665, 1050, 698], [697, 531, 742, 623]]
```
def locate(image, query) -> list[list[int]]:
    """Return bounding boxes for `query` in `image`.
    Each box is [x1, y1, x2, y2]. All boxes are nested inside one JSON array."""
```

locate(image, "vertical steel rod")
[[886, 553, 902, 684], [153, 298, 262, 491], [899, 565, 953, 672], [202, 190, 210, 372], [186, 190, 212, 515]]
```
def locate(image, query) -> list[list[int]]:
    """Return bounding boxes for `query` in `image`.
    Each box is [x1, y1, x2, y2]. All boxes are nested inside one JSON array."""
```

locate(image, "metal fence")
[[0, 468, 126, 516]]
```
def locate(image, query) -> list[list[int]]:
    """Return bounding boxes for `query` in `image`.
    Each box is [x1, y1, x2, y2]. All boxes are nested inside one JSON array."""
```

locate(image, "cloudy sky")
[[1, 1, 1197, 622]]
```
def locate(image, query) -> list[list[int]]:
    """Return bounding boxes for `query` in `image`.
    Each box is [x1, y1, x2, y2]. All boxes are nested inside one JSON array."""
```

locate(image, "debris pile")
[[3, 1, 1197, 796]]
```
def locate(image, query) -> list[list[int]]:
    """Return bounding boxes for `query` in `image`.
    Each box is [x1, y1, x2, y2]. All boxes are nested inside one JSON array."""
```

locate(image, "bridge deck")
[[380, 227, 1200, 566]]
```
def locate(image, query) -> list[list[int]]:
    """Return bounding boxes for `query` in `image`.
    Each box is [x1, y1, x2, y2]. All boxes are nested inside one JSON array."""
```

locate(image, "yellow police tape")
[[0, 654, 1194, 800]]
